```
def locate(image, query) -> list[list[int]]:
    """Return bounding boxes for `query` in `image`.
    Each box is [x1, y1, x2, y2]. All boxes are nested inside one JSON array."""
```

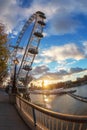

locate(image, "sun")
[[44, 80, 49, 87]]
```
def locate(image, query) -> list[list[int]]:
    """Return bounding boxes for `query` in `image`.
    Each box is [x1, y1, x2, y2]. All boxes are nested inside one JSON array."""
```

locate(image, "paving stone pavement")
[[0, 89, 31, 130]]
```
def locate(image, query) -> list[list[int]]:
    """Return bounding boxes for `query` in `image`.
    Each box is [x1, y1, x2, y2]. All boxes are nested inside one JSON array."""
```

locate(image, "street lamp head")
[[13, 58, 19, 65]]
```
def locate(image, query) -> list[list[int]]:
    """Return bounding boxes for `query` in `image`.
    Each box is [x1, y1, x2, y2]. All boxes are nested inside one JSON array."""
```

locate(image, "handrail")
[[16, 95, 87, 123]]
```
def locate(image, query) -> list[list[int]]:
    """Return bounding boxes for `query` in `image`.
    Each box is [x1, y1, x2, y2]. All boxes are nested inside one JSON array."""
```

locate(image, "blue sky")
[[0, 0, 87, 83]]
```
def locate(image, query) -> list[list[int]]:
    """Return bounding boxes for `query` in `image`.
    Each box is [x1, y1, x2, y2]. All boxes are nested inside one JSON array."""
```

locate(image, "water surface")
[[30, 85, 87, 115]]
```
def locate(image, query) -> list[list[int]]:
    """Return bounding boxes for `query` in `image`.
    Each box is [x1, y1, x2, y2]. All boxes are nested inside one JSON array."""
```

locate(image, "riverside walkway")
[[0, 89, 31, 130]]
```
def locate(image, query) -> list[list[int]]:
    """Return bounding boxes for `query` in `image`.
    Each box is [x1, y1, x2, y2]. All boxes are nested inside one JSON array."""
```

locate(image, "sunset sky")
[[0, 0, 87, 83]]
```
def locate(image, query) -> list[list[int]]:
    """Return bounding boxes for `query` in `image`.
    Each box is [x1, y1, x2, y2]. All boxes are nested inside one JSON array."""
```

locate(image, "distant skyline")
[[0, 0, 87, 83]]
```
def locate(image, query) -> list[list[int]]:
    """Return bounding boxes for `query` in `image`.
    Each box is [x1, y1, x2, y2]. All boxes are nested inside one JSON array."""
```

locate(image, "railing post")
[[32, 108, 36, 126]]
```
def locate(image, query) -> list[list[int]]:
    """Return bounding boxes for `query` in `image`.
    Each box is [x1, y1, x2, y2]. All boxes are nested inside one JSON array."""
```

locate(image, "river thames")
[[30, 84, 87, 115]]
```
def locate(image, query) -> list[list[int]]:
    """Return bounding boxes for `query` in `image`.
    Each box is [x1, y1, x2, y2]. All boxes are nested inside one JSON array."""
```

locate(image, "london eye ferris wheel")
[[9, 11, 46, 87]]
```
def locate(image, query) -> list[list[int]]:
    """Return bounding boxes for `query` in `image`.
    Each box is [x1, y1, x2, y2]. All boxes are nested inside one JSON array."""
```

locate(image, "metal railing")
[[16, 95, 87, 130]]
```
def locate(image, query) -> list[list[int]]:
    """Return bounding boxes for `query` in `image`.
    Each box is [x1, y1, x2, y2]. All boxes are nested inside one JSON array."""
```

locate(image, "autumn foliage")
[[0, 23, 9, 81]]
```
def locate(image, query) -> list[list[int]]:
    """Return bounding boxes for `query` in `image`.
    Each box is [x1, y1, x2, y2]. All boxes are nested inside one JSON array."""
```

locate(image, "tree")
[[0, 23, 9, 82]]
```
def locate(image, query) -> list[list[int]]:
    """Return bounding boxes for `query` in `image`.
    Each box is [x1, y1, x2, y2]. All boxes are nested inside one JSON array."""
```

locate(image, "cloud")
[[37, 72, 63, 81], [1, 0, 87, 35], [69, 67, 86, 74], [32, 42, 86, 68], [32, 65, 49, 75], [41, 43, 85, 63], [58, 69, 68, 75], [49, 16, 81, 35], [31, 0, 87, 35], [82, 41, 87, 56], [0, 0, 24, 33], [35, 67, 87, 81]]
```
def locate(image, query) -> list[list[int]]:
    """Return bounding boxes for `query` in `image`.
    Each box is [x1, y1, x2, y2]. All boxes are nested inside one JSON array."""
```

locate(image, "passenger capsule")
[[38, 21, 46, 26], [28, 48, 38, 54], [34, 32, 43, 38], [39, 14, 46, 19], [36, 11, 45, 16], [22, 65, 32, 71]]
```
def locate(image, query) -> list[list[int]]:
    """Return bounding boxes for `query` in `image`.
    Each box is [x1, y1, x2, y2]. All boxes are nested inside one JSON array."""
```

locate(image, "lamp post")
[[12, 58, 19, 93]]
